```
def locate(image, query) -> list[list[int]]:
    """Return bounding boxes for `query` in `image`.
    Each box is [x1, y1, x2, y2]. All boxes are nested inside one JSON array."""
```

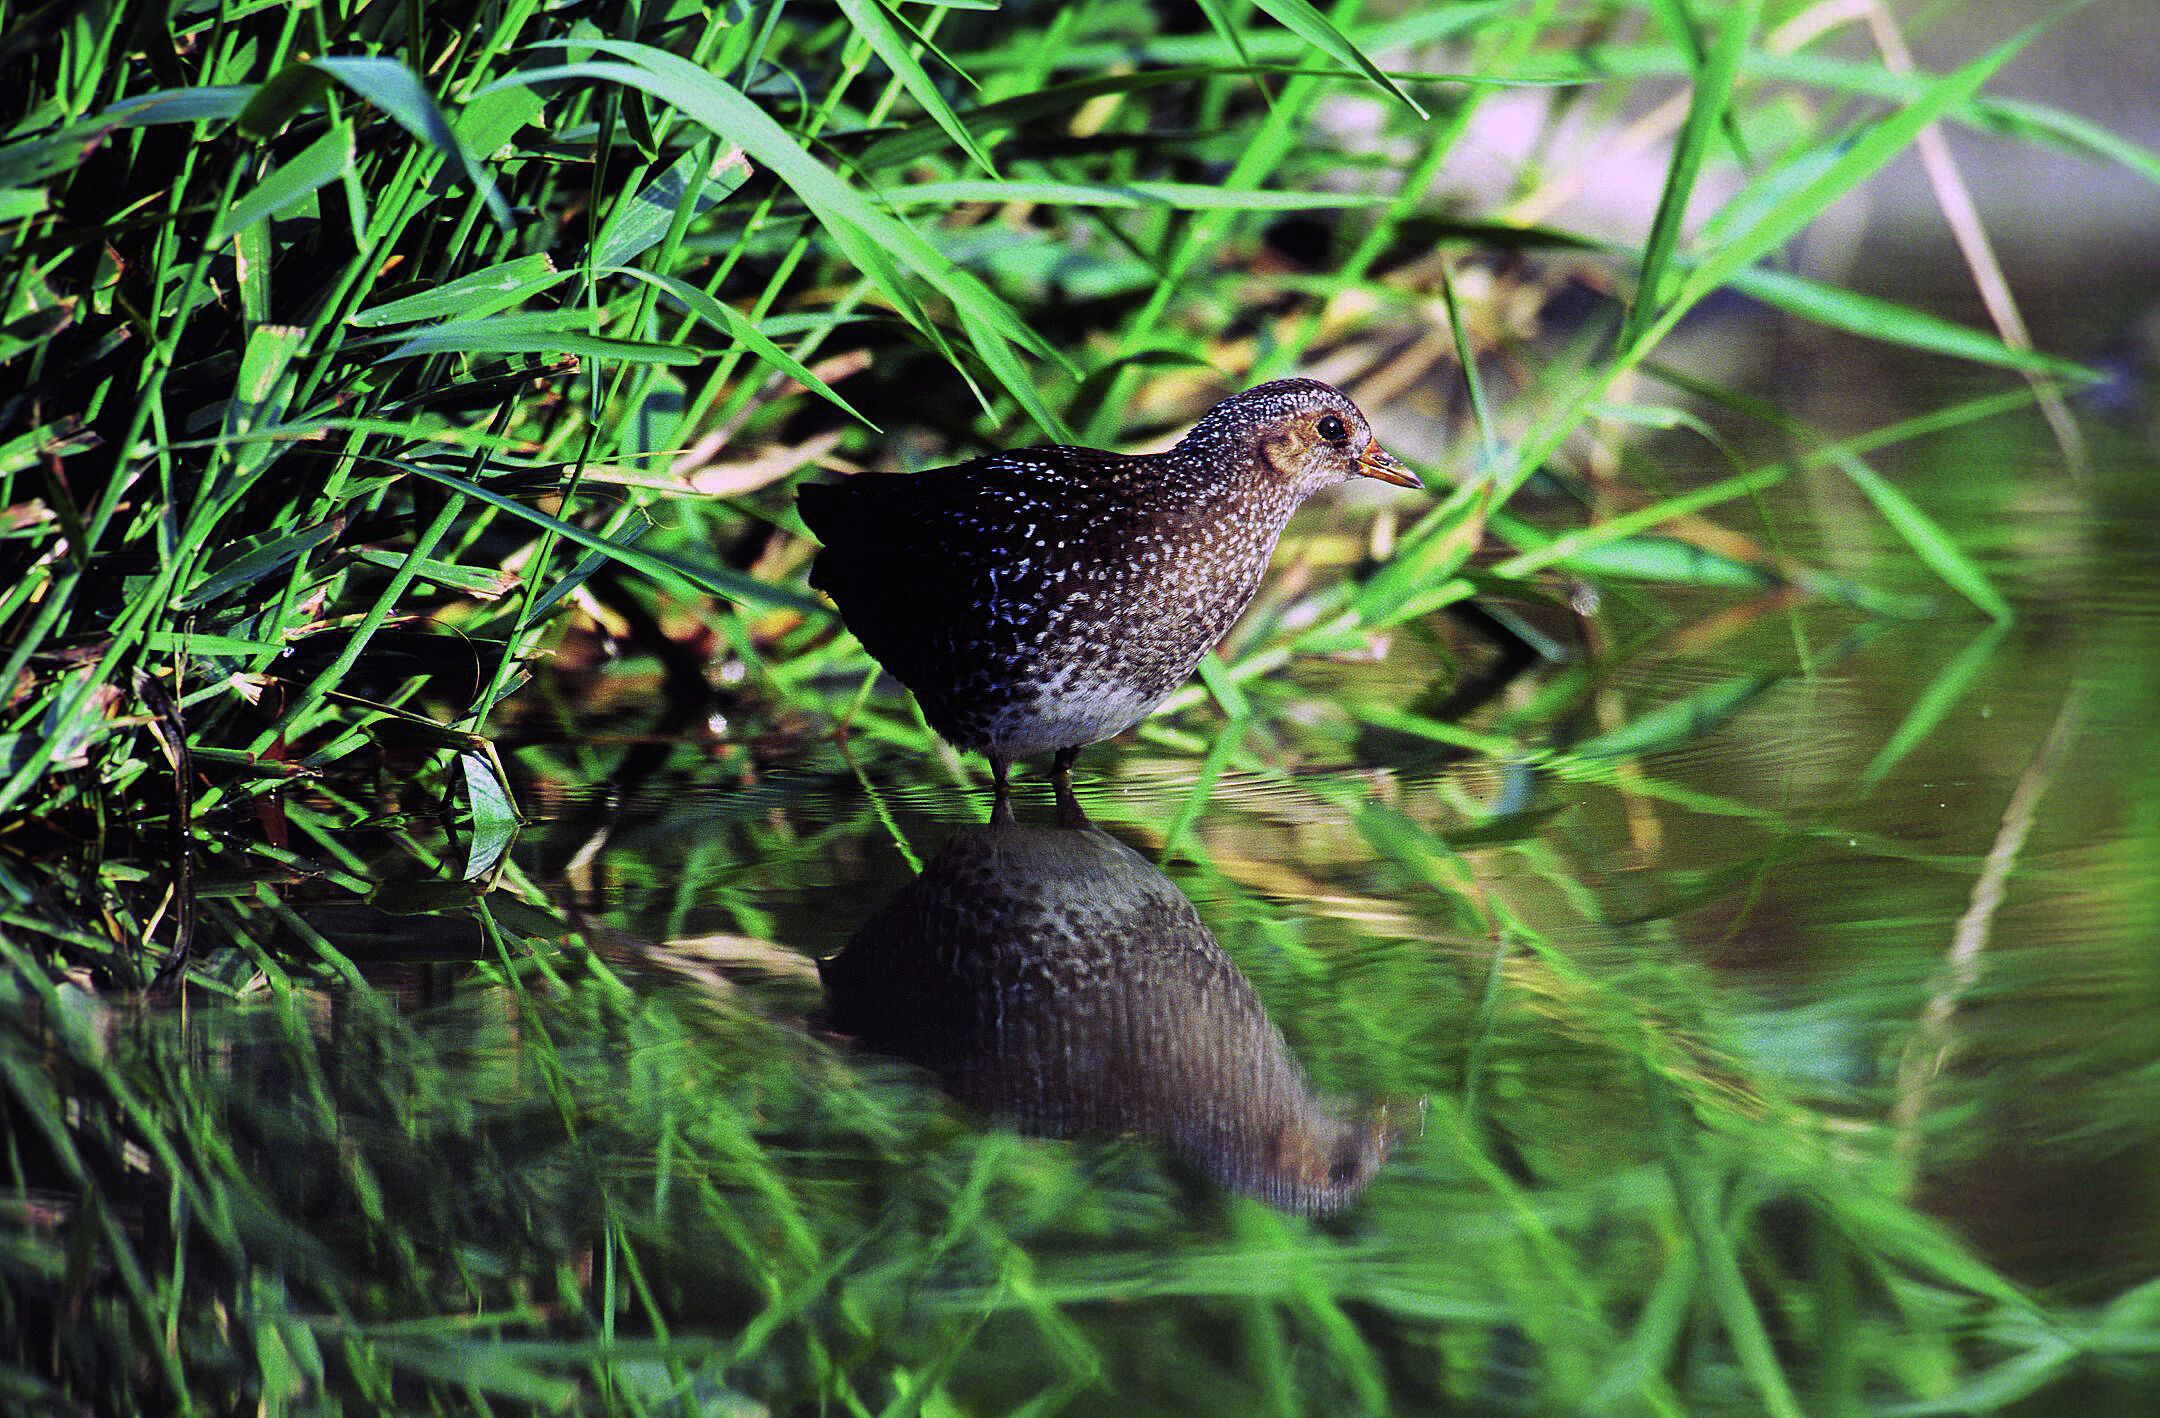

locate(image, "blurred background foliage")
[[3, 0, 2158, 1412]]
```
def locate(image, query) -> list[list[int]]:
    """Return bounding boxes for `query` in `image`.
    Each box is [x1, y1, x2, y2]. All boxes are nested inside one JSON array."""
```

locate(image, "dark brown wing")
[[796, 449, 1138, 713]]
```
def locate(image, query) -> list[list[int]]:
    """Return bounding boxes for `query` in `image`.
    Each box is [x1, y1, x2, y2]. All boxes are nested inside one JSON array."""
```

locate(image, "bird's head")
[[1185, 377, 1422, 501]]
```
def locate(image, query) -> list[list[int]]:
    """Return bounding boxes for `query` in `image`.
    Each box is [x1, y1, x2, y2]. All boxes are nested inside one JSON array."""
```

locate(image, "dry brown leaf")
[[675, 428, 844, 499]]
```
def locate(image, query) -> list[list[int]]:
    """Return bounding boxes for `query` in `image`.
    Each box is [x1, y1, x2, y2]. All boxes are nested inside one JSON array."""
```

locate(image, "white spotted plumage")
[[798, 379, 1417, 787]]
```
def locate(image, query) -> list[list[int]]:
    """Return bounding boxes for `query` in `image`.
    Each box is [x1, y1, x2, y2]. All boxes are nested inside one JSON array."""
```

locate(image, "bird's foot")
[[1053, 781, 1091, 829], [1050, 747, 1090, 828]]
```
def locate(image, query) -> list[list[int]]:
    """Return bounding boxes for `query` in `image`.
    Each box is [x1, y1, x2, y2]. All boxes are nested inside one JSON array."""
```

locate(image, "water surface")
[[453, 318, 2160, 1408], [26, 317, 2158, 1415]]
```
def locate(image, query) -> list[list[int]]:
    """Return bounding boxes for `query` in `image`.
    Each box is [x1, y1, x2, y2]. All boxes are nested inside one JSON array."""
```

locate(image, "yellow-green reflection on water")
[[474, 351, 2160, 1409]]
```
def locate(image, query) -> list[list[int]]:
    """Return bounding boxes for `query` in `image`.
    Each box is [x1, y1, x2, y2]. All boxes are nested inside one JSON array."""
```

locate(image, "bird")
[[797, 378, 1421, 818], [819, 818, 1393, 1214]]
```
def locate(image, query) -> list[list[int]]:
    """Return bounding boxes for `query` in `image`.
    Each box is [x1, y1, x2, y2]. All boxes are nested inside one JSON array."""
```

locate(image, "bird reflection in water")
[[820, 819, 1391, 1214]]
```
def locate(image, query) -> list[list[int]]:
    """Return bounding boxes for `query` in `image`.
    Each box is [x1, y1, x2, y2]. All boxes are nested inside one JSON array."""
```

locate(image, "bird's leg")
[[1051, 746, 1090, 828], [988, 754, 1016, 826]]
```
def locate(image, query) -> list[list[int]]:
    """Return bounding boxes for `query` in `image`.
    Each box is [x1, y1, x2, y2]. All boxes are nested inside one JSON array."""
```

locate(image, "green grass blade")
[[399, 461, 826, 615], [1827, 449, 2014, 623], [1437, 259, 1496, 465], [957, 303, 1076, 444], [1249, 0, 1429, 118], [1665, 22, 2045, 324], [387, 329, 705, 365], [886, 180, 1386, 210], [1982, 95, 2160, 189], [1643, 1063, 1805, 1418], [1730, 267, 2098, 381], [590, 147, 752, 271], [458, 751, 520, 881], [309, 57, 512, 229], [1625, 0, 1761, 346], [358, 308, 705, 364], [350, 254, 565, 326], [174, 519, 341, 612], [1856, 624, 2008, 791], [1568, 673, 1780, 761], [514, 45, 1074, 429], [1192, 0, 1271, 109], [1488, 465, 1787, 581], [239, 57, 512, 229], [1539, 535, 1779, 589], [213, 124, 354, 240], [833, 0, 997, 176], [102, 85, 255, 127], [608, 266, 877, 429]]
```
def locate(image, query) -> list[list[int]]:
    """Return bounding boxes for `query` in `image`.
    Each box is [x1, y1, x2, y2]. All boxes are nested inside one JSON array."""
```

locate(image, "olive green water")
[[448, 309, 2160, 1407], [21, 308, 2160, 1413]]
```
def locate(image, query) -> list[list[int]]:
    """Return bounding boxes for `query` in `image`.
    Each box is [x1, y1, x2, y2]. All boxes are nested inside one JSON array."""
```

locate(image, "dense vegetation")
[[3, 0, 2153, 1412]]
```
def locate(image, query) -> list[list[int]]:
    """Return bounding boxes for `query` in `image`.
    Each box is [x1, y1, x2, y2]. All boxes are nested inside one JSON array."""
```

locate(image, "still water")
[[455, 339, 2160, 1408], [45, 328, 2152, 1413]]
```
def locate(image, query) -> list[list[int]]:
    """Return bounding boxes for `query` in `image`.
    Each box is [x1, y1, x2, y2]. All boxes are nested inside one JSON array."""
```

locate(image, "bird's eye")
[[1317, 414, 1348, 442]]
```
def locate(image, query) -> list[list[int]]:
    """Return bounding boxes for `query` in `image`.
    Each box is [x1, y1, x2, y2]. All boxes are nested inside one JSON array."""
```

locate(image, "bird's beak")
[[1356, 440, 1422, 490]]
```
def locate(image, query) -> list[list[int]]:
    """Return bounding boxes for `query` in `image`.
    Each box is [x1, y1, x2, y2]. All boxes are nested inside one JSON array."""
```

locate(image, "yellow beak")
[[1356, 441, 1422, 489]]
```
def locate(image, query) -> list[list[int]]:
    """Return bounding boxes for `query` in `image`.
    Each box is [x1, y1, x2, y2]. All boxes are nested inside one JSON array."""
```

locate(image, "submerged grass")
[[3, 0, 2156, 1412]]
